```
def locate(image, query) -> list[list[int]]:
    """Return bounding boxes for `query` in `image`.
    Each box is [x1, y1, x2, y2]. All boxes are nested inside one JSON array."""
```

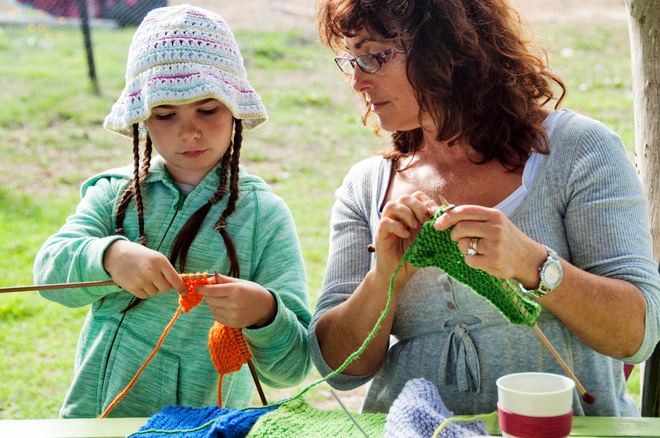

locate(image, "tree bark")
[[625, 0, 660, 261], [625, 0, 660, 418]]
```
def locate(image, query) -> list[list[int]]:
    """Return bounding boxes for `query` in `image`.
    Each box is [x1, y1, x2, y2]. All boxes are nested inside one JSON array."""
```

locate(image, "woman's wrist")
[[516, 243, 549, 290]]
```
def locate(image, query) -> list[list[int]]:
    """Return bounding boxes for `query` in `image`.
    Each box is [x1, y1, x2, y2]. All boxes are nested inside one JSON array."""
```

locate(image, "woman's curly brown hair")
[[317, 0, 566, 170]]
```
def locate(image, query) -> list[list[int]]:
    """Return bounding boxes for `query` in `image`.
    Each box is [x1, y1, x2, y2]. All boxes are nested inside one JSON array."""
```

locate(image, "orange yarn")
[[99, 272, 252, 417]]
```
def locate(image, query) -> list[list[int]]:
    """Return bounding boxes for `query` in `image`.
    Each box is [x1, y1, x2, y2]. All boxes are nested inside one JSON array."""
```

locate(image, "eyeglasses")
[[334, 44, 407, 75]]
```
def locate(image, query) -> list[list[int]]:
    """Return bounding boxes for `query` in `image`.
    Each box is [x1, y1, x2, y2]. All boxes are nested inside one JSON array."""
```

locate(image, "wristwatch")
[[517, 245, 563, 299]]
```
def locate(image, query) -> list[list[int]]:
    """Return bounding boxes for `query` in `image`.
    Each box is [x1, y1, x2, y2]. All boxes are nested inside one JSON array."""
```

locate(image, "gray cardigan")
[[309, 110, 660, 416]]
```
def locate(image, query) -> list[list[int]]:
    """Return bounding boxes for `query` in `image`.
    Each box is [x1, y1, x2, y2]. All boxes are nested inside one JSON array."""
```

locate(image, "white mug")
[[496, 372, 575, 438]]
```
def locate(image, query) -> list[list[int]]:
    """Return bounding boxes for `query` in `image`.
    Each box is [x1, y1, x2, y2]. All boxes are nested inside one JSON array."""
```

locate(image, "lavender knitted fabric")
[[131, 404, 275, 438], [104, 4, 267, 137], [385, 379, 490, 438]]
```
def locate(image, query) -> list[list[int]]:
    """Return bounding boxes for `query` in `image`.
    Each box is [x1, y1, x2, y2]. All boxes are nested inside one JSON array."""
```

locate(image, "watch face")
[[542, 261, 562, 288]]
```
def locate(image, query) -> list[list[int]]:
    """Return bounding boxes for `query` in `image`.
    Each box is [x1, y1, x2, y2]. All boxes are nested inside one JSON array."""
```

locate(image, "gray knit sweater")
[[309, 110, 660, 416]]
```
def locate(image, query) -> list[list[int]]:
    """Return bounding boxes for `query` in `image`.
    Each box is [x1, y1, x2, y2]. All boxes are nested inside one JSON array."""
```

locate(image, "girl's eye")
[[154, 113, 174, 120], [199, 107, 219, 115]]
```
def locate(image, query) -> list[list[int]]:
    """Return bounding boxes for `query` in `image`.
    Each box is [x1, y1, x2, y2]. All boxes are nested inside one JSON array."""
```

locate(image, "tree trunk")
[[625, 0, 660, 260], [625, 0, 660, 418]]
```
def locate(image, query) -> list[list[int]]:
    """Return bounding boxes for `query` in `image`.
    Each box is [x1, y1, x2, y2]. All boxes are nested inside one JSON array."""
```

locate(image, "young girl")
[[33, 5, 312, 419]]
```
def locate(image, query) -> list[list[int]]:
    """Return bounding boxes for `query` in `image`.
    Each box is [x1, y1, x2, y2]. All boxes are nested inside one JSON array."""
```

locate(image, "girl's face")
[[343, 29, 430, 132], [145, 98, 234, 186]]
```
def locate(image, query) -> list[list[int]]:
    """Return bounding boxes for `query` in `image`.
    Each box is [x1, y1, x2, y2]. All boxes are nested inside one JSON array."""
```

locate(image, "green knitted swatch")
[[400, 207, 540, 327], [247, 397, 386, 438]]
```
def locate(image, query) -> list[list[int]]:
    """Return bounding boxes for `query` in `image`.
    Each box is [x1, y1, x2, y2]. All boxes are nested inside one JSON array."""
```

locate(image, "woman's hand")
[[375, 191, 439, 291], [103, 240, 188, 298], [197, 274, 277, 329], [434, 205, 547, 287]]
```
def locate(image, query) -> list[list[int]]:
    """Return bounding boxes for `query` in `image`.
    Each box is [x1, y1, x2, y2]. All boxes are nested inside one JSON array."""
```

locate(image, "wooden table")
[[1, 415, 659, 438]]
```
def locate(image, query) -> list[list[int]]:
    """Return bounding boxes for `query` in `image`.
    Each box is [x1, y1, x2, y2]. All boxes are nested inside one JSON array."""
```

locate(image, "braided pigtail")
[[111, 125, 152, 312], [215, 119, 242, 278], [168, 119, 242, 277], [115, 124, 147, 245]]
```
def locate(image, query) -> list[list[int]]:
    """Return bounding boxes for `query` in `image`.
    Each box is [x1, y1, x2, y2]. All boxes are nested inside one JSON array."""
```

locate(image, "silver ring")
[[467, 237, 479, 256]]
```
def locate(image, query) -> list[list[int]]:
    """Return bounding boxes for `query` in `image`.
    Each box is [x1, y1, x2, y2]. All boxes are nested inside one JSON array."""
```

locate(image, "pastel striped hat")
[[104, 4, 267, 137]]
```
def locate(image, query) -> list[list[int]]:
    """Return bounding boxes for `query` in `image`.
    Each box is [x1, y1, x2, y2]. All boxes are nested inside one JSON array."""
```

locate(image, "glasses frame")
[[334, 43, 408, 75]]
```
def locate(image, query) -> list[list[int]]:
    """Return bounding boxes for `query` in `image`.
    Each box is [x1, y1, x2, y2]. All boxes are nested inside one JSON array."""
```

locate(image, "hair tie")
[[137, 234, 147, 245], [214, 218, 227, 231], [115, 227, 124, 235]]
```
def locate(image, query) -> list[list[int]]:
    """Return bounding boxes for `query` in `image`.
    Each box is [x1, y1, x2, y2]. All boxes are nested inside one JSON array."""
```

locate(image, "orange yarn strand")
[[99, 273, 208, 418], [99, 305, 183, 418]]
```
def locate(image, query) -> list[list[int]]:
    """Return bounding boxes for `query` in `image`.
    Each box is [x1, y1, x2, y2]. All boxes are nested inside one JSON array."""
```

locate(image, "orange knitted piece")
[[179, 272, 208, 312], [99, 272, 250, 417], [208, 322, 252, 408]]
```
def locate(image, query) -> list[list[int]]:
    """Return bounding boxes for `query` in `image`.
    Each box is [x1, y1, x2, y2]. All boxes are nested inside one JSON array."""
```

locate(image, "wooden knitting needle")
[[533, 323, 596, 404], [0, 279, 116, 294], [213, 271, 268, 406]]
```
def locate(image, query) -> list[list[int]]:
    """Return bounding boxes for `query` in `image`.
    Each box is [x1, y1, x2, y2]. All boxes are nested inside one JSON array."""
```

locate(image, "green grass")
[[0, 16, 643, 419]]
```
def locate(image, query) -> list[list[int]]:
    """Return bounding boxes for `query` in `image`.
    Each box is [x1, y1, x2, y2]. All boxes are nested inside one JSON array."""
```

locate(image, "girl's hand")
[[197, 275, 277, 329], [433, 205, 547, 287], [375, 191, 439, 291], [103, 240, 187, 298]]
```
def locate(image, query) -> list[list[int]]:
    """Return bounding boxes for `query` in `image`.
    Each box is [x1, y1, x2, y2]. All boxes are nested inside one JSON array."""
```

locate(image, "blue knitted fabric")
[[130, 404, 275, 438], [385, 379, 489, 438]]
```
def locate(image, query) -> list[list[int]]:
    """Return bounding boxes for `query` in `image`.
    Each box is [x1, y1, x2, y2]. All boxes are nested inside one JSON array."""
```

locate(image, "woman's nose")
[[351, 68, 372, 93]]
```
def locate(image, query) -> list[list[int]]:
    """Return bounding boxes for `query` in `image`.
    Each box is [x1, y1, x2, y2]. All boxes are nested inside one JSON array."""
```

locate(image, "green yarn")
[[396, 207, 540, 327], [247, 397, 386, 438]]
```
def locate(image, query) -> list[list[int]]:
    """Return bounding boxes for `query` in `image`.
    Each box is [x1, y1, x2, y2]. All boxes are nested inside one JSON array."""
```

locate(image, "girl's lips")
[[370, 101, 388, 112], [181, 150, 207, 158]]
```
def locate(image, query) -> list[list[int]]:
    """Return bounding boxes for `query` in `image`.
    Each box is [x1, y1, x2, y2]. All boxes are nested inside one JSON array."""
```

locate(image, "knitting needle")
[[0, 279, 116, 294], [532, 323, 596, 404], [213, 271, 268, 406], [330, 389, 371, 438]]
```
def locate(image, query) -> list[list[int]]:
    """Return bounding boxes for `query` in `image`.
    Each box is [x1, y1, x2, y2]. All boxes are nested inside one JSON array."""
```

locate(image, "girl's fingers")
[[163, 269, 187, 295], [152, 274, 174, 294]]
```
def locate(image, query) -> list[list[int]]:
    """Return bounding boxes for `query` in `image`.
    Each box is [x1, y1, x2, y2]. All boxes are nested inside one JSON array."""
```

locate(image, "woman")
[[309, 0, 660, 416]]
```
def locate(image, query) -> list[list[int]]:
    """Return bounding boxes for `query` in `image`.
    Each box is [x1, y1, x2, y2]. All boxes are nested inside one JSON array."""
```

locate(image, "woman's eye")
[[154, 113, 174, 120]]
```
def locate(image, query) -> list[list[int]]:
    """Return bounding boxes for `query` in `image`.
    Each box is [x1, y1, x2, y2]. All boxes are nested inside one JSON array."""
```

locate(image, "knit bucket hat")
[[104, 4, 267, 137]]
